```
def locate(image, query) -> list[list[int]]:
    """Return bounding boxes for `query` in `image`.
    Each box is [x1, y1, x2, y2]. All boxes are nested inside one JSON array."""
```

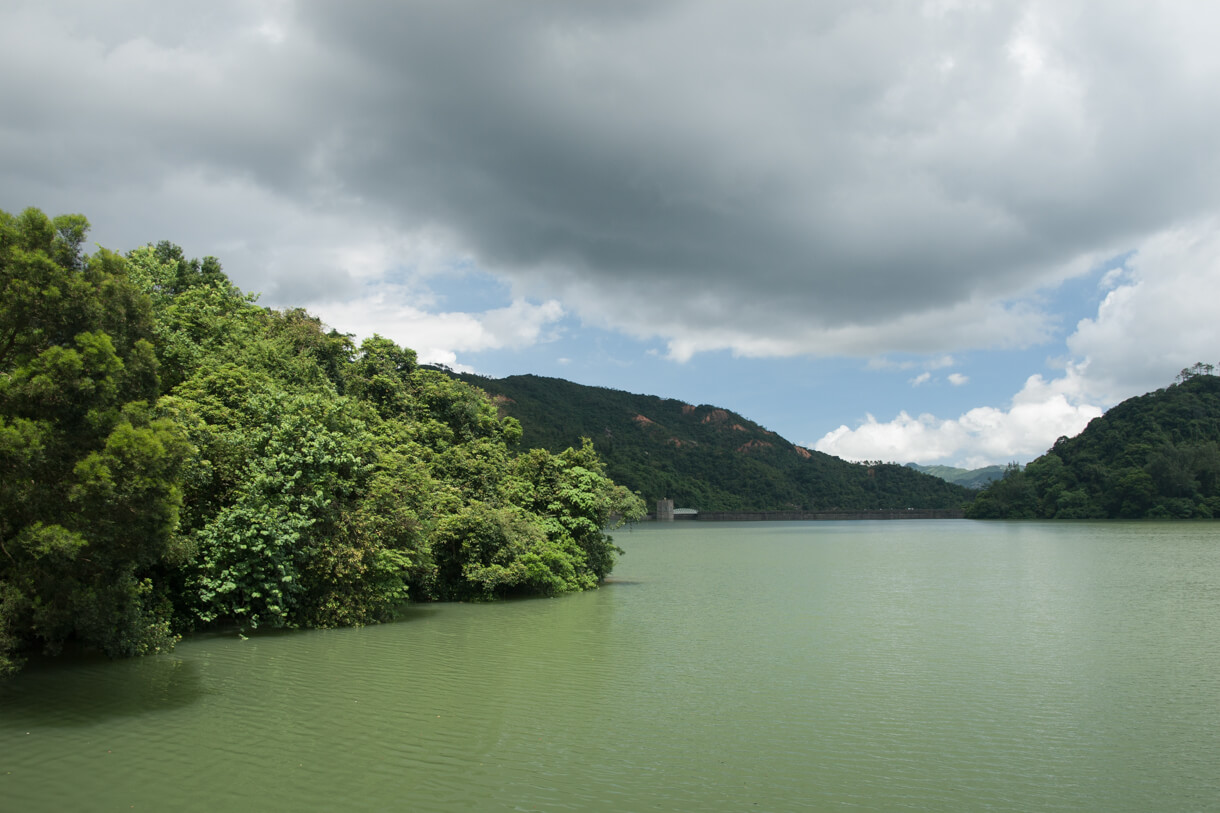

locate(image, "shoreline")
[[645, 508, 965, 522]]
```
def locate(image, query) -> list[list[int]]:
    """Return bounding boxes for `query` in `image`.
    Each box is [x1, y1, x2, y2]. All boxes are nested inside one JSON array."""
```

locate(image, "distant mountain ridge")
[[452, 372, 973, 512], [906, 463, 1006, 489]]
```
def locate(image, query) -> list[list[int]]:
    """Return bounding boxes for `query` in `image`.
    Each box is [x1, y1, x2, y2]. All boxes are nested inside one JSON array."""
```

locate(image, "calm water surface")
[[3, 520, 1220, 811]]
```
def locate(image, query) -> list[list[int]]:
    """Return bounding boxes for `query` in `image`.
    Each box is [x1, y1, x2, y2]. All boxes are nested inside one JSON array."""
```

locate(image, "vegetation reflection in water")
[[3, 520, 1220, 812]]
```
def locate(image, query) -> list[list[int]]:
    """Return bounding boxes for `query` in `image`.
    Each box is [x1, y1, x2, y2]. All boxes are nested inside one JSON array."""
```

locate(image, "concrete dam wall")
[[649, 505, 964, 521]]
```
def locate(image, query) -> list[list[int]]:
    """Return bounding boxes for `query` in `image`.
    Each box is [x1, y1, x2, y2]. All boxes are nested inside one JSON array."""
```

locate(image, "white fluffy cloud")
[[313, 291, 564, 370], [814, 218, 1220, 466], [815, 372, 1102, 468], [1065, 219, 1220, 403]]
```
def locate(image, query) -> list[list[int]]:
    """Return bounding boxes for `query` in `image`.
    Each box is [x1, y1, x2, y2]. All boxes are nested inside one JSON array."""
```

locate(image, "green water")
[[3, 520, 1220, 811]]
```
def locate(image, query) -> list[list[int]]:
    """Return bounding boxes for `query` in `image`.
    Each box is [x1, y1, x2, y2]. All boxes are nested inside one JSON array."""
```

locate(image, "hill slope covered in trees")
[[906, 463, 1006, 489], [0, 208, 643, 674], [452, 373, 974, 512], [967, 368, 1220, 518]]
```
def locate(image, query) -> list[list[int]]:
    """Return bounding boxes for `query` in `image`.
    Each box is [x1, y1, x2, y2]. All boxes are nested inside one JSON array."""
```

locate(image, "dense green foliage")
[[0, 209, 643, 674], [967, 369, 1220, 519], [906, 463, 1006, 489], [1, 212, 188, 672], [453, 373, 974, 512]]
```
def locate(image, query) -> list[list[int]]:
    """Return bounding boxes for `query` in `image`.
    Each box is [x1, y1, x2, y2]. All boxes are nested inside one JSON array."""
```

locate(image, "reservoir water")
[[3, 520, 1220, 811]]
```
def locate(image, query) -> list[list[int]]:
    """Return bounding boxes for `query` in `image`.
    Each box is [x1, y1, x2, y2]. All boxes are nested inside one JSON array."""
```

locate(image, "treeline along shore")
[[967, 366, 1220, 519], [0, 207, 645, 675]]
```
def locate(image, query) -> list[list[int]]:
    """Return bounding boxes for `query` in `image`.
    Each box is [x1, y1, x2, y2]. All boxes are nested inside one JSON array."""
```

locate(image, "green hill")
[[906, 463, 1006, 489], [967, 368, 1220, 518], [452, 372, 974, 512]]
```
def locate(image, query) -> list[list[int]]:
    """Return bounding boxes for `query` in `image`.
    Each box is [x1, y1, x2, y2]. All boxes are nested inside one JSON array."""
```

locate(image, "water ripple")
[[4, 521, 1220, 811]]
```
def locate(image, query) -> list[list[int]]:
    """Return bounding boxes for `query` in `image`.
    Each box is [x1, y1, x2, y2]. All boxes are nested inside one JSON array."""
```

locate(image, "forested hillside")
[[967, 367, 1220, 518], [453, 373, 974, 512], [906, 463, 1006, 489], [0, 208, 643, 674]]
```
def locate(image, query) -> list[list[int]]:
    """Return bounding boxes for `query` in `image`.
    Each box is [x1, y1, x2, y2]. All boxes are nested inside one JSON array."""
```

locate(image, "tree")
[[1176, 362, 1216, 383], [3, 208, 649, 673], [507, 439, 646, 582], [964, 463, 1037, 519], [968, 372, 1220, 519], [1, 208, 188, 674]]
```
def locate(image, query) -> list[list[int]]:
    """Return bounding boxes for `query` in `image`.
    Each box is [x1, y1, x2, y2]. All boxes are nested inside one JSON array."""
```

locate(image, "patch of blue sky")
[[1038, 250, 1133, 341], [462, 327, 917, 447], [453, 250, 1129, 450], [422, 266, 512, 312]]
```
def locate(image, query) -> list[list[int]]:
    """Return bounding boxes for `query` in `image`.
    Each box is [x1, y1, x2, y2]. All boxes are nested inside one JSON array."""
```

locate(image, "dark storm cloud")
[[3, 1, 1220, 357], [294, 1, 1220, 338]]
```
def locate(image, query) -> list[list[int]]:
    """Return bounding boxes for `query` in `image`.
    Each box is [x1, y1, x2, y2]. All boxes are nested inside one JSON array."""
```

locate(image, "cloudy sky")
[[5, 1, 1219, 468]]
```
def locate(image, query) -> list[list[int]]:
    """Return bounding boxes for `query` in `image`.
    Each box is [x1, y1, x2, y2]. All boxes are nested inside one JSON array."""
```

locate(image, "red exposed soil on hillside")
[[488, 394, 515, 417]]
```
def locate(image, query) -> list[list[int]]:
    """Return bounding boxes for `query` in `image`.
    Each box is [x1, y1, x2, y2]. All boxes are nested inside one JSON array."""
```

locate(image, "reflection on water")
[[2, 521, 1220, 812], [1, 653, 204, 728]]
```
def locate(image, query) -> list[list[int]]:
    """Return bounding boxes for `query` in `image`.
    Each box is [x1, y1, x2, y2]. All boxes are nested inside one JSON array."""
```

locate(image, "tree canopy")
[[1, 208, 644, 674], [966, 370, 1220, 519], [452, 372, 974, 512]]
